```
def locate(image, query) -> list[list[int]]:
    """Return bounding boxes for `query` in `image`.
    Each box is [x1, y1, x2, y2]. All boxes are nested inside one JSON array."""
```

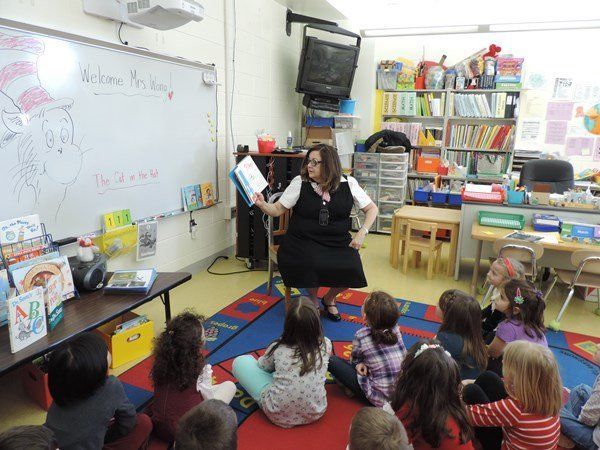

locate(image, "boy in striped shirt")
[[463, 341, 562, 450]]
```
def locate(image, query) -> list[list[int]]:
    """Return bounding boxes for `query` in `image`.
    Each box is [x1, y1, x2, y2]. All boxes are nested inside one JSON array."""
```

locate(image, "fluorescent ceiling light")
[[362, 25, 480, 37], [489, 20, 600, 32]]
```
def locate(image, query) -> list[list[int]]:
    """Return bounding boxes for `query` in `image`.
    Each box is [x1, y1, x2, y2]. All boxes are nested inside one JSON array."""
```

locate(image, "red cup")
[[257, 139, 276, 154]]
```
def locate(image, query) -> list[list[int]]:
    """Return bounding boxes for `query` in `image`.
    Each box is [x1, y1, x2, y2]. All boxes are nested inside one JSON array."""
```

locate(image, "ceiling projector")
[[83, 0, 204, 30]]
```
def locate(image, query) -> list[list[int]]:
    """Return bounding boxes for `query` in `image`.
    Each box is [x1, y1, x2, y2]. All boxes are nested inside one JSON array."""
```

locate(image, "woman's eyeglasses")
[[307, 158, 323, 167]]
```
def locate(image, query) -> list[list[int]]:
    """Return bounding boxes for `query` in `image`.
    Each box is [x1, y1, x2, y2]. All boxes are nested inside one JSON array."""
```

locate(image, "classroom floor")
[[1, 233, 598, 430]]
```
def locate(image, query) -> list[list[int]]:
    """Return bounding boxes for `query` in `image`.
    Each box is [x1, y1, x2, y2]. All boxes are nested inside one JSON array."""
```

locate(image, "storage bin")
[[96, 312, 154, 369], [257, 139, 276, 154], [359, 183, 378, 200], [414, 188, 431, 203], [354, 152, 379, 163], [354, 161, 378, 170], [380, 168, 408, 179], [379, 186, 406, 202], [507, 190, 525, 205], [21, 362, 52, 410], [431, 191, 449, 205], [355, 143, 367, 152], [478, 211, 525, 230], [380, 153, 409, 163], [334, 115, 357, 129], [377, 217, 393, 234], [380, 162, 408, 171], [448, 192, 462, 206], [339, 99, 356, 115], [377, 69, 400, 90], [379, 177, 406, 187], [305, 116, 334, 127], [354, 169, 379, 179], [416, 156, 440, 173], [378, 202, 403, 216]]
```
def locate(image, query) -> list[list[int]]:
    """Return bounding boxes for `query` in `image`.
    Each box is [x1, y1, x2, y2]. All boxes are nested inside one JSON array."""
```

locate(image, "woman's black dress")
[[277, 179, 367, 288]]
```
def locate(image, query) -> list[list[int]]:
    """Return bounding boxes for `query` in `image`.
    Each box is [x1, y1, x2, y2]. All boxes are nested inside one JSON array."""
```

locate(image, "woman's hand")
[[356, 363, 368, 376], [252, 192, 266, 209], [349, 228, 366, 250]]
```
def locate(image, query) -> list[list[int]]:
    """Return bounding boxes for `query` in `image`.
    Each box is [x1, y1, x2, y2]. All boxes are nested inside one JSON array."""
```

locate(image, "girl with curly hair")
[[149, 310, 236, 443]]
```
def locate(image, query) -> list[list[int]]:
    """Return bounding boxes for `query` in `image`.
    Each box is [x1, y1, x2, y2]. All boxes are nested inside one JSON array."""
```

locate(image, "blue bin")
[[414, 189, 430, 203], [507, 190, 525, 205], [355, 143, 366, 152], [448, 193, 462, 206], [305, 116, 334, 127], [431, 191, 449, 205], [339, 99, 356, 115]]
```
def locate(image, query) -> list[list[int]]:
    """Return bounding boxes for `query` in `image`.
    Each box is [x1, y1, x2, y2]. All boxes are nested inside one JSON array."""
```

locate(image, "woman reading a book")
[[253, 144, 378, 321]]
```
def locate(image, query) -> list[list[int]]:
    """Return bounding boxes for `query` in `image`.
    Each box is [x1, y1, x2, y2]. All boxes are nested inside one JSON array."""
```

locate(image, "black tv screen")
[[296, 37, 360, 99]]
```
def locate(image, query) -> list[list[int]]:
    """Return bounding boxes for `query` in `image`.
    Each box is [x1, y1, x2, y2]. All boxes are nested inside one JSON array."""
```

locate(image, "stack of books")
[[494, 57, 523, 90], [104, 269, 158, 294], [447, 124, 514, 150]]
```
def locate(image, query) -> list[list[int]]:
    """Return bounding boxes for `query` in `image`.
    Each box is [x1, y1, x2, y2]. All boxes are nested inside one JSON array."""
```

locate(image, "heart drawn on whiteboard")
[[168, 91, 174, 100]]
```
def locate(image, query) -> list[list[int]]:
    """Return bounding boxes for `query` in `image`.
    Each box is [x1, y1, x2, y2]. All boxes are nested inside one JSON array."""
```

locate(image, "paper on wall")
[[544, 121, 568, 145]]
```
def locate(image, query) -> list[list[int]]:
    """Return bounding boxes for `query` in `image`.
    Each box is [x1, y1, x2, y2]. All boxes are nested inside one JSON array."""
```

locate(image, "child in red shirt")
[[390, 339, 475, 450]]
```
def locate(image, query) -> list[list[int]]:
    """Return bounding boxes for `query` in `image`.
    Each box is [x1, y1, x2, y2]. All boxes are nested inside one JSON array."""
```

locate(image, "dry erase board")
[[0, 19, 217, 239]]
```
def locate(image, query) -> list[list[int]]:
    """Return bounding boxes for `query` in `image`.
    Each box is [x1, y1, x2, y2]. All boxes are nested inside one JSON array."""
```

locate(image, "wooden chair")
[[266, 193, 292, 310], [480, 239, 544, 306], [544, 250, 600, 331], [402, 220, 442, 280]]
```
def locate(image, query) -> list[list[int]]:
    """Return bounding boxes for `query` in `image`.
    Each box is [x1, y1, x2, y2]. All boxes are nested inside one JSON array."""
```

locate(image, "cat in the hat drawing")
[[0, 32, 85, 219]]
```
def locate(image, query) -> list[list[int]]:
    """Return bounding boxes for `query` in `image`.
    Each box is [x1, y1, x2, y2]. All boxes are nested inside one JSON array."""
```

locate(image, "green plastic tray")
[[478, 211, 525, 230]]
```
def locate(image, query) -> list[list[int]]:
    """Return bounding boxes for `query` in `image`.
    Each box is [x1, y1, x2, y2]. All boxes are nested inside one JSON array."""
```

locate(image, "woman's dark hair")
[[437, 289, 469, 315], [501, 279, 546, 340], [266, 296, 325, 376], [151, 309, 206, 391], [364, 291, 400, 345], [391, 339, 474, 448], [300, 144, 342, 193], [438, 295, 488, 371], [48, 332, 108, 407]]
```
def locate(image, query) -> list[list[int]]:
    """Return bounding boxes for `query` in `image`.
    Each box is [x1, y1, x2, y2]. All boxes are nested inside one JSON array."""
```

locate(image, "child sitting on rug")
[[435, 292, 487, 380], [45, 332, 153, 450], [390, 339, 475, 450], [487, 279, 547, 374], [328, 291, 406, 406], [482, 258, 525, 343], [559, 342, 600, 450], [348, 407, 412, 450], [175, 399, 238, 450], [232, 296, 331, 428], [463, 341, 562, 450], [435, 289, 466, 319], [150, 310, 236, 443]]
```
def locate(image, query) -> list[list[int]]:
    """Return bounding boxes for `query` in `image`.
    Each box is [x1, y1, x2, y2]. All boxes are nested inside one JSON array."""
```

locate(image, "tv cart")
[[302, 94, 343, 112]]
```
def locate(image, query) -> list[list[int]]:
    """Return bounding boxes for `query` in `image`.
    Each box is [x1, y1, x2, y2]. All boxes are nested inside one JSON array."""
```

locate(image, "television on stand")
[[295, 24, 361, 112]]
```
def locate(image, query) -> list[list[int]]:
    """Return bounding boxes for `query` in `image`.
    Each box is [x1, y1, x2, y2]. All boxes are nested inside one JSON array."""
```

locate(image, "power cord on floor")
[[207, 255, 254, 275]]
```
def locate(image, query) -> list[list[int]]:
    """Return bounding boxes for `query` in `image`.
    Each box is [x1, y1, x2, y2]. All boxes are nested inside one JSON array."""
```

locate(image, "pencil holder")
[[507, 190, 525, 205]]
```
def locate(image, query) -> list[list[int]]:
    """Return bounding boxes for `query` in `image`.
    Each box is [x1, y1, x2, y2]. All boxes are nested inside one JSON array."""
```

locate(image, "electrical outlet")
[[230, 207, 237, 219]]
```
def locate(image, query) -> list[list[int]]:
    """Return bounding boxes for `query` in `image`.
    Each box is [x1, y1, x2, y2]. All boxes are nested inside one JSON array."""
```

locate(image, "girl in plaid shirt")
[[328, 291, 406, 407]]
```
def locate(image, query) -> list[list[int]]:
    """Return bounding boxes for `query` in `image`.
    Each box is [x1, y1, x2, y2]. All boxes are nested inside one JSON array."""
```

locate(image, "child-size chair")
[[266, 192, 292, 310], [544, 250, 600, 331], [480, 239, 544, 306], [402, 220, 443, 280]]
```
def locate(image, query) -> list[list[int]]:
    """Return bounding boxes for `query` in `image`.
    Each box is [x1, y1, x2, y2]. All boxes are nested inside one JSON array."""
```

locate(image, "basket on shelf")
[[478, 211, 525, 230]]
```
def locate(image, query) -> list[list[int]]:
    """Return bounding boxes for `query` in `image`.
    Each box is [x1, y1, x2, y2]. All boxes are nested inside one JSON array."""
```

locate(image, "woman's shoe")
[[321, 298, 342, 322]]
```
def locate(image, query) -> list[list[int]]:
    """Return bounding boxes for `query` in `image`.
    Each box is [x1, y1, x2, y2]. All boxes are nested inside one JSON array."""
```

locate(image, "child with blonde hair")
[[329, 291, 406, 406], [463, 340, 562, 450], [482, 257, 525, 343], [348, 407, 412, 450]]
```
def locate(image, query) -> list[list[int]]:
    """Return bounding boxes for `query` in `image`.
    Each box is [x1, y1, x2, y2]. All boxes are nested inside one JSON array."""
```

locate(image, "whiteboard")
[[0, 19, 217, 240]]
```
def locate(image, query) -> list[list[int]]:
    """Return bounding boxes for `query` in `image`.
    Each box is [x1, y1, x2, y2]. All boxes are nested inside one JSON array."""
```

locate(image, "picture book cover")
[[44, 275, 64, 331], [182, 184, 201, 211], [0, 268, 9, 301], [8, 287, 47, 353], [137, 221, 158, 261], [230, 156, 268, 206], [11, 255, 75, 301], [105, 269, 158, 293], [0, 214, 42, 245], [201, 182, 215, 206]]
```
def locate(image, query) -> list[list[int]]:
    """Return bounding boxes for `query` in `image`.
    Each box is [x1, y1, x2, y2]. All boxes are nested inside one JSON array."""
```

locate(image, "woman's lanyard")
[[312, 182, 330, 227]]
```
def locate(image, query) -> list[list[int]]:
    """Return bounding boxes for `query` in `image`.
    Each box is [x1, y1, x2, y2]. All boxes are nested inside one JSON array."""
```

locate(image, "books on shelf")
[[382, 92, 445, 117], [494, 57, 524, 83], [182, 185, 203, 211], [104, 269, 158, 294], [229, 155, 268, 207], [44, 275, 64, 331], [8, 287, 47, 353], [451, 93, 517, 118], [381, 121, 422, 146], [11, 255, 76, 301], [447, 124, 514, 150]]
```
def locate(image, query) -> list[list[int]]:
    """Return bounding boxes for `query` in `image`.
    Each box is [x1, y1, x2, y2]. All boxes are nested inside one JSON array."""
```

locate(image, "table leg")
[[447, 224, 459, 277], [470, 240, 483, 296], [163, 291, 171, 322], [390, 216, 399, 268]]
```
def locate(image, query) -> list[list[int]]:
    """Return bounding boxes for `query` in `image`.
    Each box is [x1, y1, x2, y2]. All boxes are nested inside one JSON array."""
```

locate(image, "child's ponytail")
[[364, 291, 400, 346], [371, 327, 398, 345]]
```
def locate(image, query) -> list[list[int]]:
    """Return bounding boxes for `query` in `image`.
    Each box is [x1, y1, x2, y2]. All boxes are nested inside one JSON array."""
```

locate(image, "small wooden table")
[[470, 223, 598, 295], [389, 206, 461, 276], [0, 272, 191, 376]]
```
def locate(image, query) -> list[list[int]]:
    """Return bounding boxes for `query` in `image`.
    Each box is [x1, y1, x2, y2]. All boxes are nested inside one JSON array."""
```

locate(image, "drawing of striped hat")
[[0, 32, 72, 115]]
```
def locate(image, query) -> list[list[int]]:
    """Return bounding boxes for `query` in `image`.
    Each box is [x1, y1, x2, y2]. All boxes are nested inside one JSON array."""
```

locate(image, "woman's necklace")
[[311, 181, 330, 226]]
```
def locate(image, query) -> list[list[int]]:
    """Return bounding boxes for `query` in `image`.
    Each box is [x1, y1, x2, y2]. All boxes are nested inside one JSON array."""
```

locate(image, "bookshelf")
[[380, 88, 521, 204]]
